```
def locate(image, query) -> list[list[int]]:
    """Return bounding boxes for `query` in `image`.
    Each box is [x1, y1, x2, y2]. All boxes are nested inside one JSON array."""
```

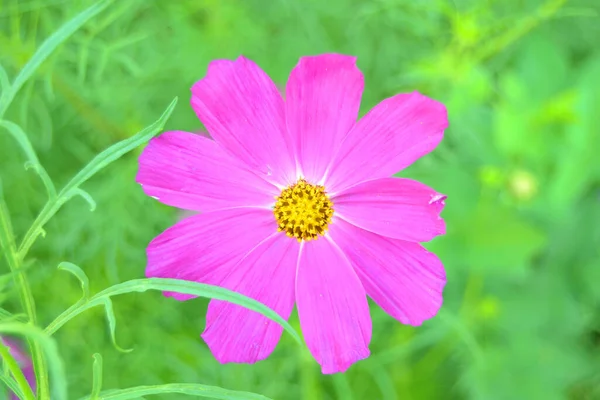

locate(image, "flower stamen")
[[273, 179, 334, 242]]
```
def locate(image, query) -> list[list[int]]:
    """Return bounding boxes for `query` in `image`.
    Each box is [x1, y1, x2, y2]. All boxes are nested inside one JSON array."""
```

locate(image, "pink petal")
[[286, 54, 364, 183], [296, 238, 371, 374], [145, 208, 277, 300], [191, 57, 296, 186], [329, 219, 446, 325], [332, 177, 446, 242], [136, 131, 277, 212], [202, 234, 299, 363], [325, 92, 448, 193]]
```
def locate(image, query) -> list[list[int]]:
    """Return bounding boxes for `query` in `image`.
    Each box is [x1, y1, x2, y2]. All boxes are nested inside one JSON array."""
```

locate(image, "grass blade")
[[62, 97, 177, 193], [45, 277, 302, 345], [78, 383, 273, 400], [0, 120, 56, 199], [4, 1, 112, 114], [58, 261, 91, 300]]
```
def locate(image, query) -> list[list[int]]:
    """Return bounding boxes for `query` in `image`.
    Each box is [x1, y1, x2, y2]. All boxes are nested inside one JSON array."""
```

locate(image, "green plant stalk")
[[0, 196, 50, 398], [0, 342, 36, 400]]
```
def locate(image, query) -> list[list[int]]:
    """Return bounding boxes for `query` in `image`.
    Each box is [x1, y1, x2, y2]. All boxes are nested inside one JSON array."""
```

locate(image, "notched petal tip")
[[320, 347, 371, 374], [191, 56, 263, 92], [404, 290, 446, 326], [428, 192, 447, 237], [428, 193, 447, 205], [189, 58, 241, 96], [409, 90, 449, 131], [196, 58, 233, 80], [200, 331, 269, 365]]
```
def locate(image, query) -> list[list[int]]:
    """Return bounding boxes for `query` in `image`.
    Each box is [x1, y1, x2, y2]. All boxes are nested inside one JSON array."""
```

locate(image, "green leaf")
[[78, 383, 273, 400], [0, 307, 26, 323], [64, 188, 97, 211], [0, 120, 56, 200], [58, 262, 91, 300], [102, 297, 132, 353], [0, 374, 25, 400], [0, 308, 12, 320], [45, 277, 302, 345], [0, 322, 67, 400], [17, 97, 178, 259], [62, 96, 177, 192], [90, 353, 103, 400], [2, 0, 112, 115], [57, 263, 131, 351]]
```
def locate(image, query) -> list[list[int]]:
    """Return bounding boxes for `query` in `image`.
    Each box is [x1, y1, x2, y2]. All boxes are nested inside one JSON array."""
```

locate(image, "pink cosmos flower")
[[137, 54, 448, 373]]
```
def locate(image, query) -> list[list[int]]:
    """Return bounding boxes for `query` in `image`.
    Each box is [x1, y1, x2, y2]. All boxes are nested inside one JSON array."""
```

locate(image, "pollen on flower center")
[[273, 179, 334, 242]]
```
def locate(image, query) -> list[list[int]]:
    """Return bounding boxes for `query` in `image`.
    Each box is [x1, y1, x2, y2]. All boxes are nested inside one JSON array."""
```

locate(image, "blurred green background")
[[1, 0, 600, 398]]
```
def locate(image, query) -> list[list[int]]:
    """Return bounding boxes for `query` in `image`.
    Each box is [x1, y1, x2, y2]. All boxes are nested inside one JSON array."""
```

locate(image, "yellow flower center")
[[273, 179, 334, 242]]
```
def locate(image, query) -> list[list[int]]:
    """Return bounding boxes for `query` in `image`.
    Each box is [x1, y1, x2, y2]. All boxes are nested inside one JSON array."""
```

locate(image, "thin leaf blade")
[[102, 298, 132, 353], [90, 353, 103, 400], [79, 383, 273, 400], [57, 262, 91, 300], [45, 277, 302, 345], [10, 0, 112, 101], [0, 120, 56, 199]]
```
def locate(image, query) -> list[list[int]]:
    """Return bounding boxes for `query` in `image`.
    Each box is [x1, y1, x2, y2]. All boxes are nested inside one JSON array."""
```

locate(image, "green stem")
[[0, 342, 36, 400], [0, 196, 50, 399]]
